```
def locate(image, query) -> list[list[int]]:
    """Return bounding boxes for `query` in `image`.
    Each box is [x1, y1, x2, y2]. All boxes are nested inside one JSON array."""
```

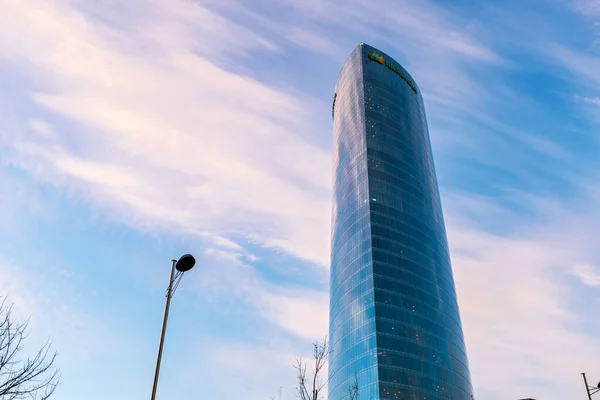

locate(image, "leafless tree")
[[292, 339, 366, 400], [348, 373, 359, 400], [0, 297, 60, 400], [294, 338, 328, 400]]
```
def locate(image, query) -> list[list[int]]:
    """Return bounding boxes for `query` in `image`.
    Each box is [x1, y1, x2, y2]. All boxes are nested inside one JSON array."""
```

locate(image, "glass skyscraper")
[[329, 43, 473, 400]]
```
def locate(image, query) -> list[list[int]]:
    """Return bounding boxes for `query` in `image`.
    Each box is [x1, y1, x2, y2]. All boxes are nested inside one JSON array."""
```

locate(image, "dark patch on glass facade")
[[333, 92, 338, 119], [329, 43, 474, 400]]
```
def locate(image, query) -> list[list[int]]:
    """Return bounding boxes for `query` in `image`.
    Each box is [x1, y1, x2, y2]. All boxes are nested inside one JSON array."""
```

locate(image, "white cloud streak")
[[194, 247, 328, 340], [447, 203, 600, 399], [0, 0, 332, 265], [572, 264, 600, 286]]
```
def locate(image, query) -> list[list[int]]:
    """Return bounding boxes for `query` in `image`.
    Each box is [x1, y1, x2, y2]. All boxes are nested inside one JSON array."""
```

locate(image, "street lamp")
[[150, 254, 196, 400], [582, 373, 600, 400]]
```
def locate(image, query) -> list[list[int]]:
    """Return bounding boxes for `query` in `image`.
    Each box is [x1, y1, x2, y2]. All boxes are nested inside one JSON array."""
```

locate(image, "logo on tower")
[[368, 51, 385, 64], [367, 50, 417, 94]]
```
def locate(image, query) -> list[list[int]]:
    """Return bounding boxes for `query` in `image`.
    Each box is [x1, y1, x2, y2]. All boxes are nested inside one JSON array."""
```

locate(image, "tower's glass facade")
[[329, 43, 473, 400]]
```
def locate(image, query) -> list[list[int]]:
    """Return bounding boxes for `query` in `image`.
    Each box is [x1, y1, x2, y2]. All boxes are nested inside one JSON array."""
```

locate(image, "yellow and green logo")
[[367, 51, 418, 94], [368, 51, 385, 64]]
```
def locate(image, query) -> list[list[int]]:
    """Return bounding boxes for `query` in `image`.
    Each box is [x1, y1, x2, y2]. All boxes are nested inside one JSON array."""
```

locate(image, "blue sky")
[[0, 0, 600, 399]]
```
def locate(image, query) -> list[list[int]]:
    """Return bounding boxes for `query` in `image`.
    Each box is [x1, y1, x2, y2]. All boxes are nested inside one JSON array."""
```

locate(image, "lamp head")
[[175, 254, 195, 272]]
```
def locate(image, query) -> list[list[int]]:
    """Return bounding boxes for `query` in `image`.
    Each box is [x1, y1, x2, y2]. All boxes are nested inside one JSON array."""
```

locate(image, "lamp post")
[[150, 254, 196, 400], [582, 373, 600, 400]]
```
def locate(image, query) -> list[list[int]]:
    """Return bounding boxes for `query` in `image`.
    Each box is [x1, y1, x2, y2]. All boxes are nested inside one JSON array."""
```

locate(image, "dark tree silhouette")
[[0, 297, 60, 399], [348, 373, 359, 400], [293, 338, 366, 400], [294, 338, 328, 400]]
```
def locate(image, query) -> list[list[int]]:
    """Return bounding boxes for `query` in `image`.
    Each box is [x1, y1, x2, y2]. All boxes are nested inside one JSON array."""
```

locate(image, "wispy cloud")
[[194, 248, 328, 339], [180, 338, 302, 400], [580, 96, 600, 104], [572, 264, 600, 286], [28, 119, 55, 138], [566, 0, 600, 18], [549, 44, 600, 87], [0, 0, 332, 266], [0, 257, 123, 364], [447, 190, 600, 398]]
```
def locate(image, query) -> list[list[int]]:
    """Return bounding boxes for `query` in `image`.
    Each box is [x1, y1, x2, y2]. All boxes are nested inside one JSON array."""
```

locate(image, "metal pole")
[[583, 373, 593, 400], [150, 260, 177, 400]]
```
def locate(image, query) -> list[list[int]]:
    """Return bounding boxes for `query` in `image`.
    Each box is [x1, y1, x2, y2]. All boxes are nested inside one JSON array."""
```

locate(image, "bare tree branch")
[[294, 338, 328, 400], [291, 339, 370, 400], [0, 297, 61, 400], [348, 373, 359, 400]]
